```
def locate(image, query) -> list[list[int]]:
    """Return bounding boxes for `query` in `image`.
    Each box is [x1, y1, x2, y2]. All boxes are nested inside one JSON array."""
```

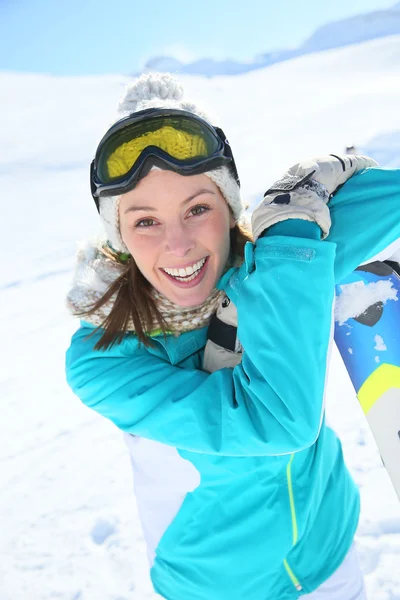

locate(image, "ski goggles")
[[90, 108, 239, 212]]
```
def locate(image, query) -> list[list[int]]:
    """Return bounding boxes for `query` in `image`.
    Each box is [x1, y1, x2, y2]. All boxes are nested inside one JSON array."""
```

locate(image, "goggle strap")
[[215, 127, 240, 187], [90, 161, 101, 212]]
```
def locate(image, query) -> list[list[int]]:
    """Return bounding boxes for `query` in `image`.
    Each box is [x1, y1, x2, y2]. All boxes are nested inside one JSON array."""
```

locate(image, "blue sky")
[[0, 0, 395, 75]]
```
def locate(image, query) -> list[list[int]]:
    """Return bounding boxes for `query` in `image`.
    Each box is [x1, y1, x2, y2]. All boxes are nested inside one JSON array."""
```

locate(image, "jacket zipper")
[[283, 558, 303, 591], [283, 454, 303, 591]]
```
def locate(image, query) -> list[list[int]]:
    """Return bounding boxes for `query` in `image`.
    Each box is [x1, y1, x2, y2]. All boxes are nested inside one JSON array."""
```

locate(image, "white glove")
[[252, 154, 379, 241]]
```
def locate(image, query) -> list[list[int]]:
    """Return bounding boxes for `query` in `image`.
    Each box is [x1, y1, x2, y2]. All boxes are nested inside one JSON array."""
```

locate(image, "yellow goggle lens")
[[106, 125, 208, 179]]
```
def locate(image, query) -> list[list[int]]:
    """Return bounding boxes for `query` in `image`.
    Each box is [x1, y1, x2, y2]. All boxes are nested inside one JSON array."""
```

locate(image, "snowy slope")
[[1, 34, 400, 600], [143, 3, 400, 77]]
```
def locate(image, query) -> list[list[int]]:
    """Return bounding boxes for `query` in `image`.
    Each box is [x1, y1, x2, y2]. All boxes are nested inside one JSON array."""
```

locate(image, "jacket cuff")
[[261, 220, 322, 240]]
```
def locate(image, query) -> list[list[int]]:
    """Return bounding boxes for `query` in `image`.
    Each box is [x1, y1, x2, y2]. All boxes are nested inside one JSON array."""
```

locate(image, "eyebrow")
[[123, 188, 215, 214]]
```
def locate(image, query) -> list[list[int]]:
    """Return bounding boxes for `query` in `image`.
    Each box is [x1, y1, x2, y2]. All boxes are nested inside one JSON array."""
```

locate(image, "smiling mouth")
[[162, 257, 207, 282], [161, 257, 208, 283]]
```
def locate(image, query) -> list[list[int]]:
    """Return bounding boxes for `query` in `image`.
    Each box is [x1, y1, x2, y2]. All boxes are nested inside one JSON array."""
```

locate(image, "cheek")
[[195, 216, 231, 272], [133, 241, 155, 270], [206, 214, 231, 254]]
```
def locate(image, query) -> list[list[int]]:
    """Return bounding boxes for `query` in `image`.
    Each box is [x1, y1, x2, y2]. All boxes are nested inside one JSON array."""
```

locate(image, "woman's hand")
[[252, 154, 378, 241]]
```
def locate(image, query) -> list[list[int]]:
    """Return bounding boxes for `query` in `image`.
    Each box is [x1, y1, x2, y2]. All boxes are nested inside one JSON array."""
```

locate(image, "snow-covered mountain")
[[301, 3, 400, 53], [1, 33, 400, 600], [143, 2, 400, 77]]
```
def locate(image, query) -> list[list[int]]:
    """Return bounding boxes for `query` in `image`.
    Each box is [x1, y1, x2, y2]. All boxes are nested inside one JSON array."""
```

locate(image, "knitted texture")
[[98, 72, 244, 253]]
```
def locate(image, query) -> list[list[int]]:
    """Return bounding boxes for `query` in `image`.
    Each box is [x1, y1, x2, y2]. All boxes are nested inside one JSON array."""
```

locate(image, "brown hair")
[[83, 221, 253, 350]]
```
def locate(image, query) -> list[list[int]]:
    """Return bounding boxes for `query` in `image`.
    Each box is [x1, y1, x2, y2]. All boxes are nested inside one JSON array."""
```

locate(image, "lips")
[[160, 256, 209, 288]]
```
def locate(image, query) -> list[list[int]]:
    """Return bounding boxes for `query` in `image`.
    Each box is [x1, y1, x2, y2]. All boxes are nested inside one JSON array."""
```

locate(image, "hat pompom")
[[118, 73, 184, 115]]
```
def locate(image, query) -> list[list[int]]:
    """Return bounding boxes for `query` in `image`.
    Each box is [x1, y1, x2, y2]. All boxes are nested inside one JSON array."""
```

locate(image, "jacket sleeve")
[[66, 234, 336, 457], [328, 167, 400, 282]]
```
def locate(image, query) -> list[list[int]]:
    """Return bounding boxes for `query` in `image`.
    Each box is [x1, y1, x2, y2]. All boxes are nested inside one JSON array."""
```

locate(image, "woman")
[[66, 73, 400, 599]]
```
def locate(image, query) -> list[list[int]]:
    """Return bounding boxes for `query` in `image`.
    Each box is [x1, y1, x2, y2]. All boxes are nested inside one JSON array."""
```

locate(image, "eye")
[[135, 218, 157, 228], [189, 204, 210, 217]]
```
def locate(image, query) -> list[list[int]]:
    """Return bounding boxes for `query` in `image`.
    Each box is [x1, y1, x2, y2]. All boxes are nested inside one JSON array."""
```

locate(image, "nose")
[[164, 221, 195, 257]]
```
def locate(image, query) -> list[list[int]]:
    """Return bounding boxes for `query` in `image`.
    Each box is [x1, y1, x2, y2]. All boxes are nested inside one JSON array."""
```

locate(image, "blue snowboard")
[[335, 261, 400, 500]]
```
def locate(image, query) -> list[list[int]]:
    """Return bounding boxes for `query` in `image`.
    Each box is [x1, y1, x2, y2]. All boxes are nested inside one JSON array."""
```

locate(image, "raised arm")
[[327, 167, 400, 281], [66, 232, 336, 457]]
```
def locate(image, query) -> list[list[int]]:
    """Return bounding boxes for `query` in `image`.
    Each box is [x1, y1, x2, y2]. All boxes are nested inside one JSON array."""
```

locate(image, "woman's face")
[[119, 170, 235, 307]]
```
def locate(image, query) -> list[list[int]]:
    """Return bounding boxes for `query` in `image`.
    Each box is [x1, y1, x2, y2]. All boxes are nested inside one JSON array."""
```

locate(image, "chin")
[[154, 266, 219, 308], [169, 289, 212, 308]]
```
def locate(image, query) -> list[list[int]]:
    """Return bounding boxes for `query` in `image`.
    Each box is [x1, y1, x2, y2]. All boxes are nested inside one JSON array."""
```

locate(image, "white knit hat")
[[98, 72, 244, 254]]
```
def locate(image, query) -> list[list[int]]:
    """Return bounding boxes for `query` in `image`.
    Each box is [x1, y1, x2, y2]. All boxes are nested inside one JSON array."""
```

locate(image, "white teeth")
[[163, 257, 206, 279]]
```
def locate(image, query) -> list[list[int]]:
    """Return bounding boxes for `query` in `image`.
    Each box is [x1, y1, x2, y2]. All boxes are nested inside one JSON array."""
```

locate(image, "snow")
[[335, 280, 398, 325], [374, 335, 388, 352], [1, 31, 400, 600]]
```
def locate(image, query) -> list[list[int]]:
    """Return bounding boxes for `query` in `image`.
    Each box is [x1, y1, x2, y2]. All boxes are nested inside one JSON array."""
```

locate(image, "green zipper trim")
[[147, 328, 170, 338], [283, 454, 302, 591], [283, 559, 302, 591], [286, 453, 298, 545]]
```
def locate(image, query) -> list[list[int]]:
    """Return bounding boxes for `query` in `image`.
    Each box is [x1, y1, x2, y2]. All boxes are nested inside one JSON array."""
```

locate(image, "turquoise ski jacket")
[[66, 167, 400, 599]]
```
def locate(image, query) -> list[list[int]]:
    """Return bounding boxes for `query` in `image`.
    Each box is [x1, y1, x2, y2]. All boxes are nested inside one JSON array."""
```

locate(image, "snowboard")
[[334, 261, 400, 501]]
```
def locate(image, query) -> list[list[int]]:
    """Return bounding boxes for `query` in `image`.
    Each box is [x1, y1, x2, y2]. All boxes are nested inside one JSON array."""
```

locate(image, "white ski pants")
[[302, 544, 367, 600]]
